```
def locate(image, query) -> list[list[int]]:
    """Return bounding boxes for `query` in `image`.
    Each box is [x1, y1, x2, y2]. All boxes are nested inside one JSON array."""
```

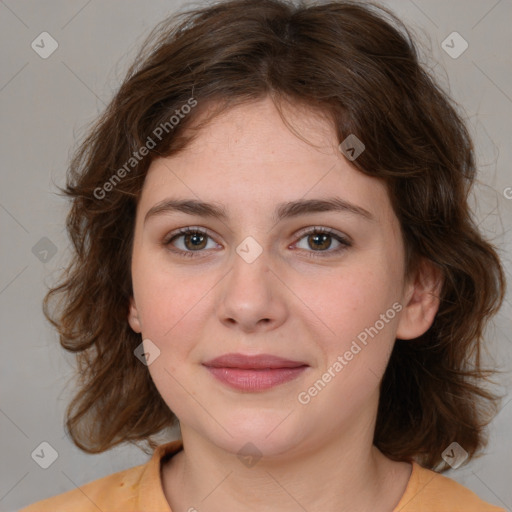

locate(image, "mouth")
[[202, 353, 309, 392]]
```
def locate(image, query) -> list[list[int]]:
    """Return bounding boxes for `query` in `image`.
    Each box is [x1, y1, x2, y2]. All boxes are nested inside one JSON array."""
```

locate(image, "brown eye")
[[294, 227, 351, 258], [163, 226, 351, 260], [181, 231, 208, 250], [307, 232, 332, 251], [164, 227, 218, 258]]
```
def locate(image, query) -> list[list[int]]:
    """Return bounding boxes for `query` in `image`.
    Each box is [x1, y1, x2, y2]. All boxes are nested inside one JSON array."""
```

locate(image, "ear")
[[395, 258, 444, 340], [128, 296, 142, 333]]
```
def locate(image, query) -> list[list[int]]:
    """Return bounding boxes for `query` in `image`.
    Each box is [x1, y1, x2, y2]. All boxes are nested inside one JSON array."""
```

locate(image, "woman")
[[21, 0, 507, 510]]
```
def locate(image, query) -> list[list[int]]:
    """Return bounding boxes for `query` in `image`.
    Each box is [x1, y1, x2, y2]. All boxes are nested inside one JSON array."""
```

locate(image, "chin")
[[201, 409, 306, 458]]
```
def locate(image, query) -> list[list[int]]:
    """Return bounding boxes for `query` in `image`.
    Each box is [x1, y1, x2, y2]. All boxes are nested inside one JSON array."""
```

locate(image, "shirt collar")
[[137, 439, 184, 511]]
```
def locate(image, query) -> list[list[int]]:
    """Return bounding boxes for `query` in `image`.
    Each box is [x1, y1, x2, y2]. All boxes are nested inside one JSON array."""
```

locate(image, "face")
[[128, 97, 439, 458]]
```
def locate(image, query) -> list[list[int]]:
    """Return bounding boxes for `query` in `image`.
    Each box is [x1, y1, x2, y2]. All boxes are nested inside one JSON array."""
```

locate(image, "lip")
[[203, 353, 308, 369], [202, 353, 309, 392]]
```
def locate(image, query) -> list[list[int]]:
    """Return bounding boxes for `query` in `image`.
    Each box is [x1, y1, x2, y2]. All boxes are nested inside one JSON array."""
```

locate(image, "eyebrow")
[[144, 196, 375, 225]]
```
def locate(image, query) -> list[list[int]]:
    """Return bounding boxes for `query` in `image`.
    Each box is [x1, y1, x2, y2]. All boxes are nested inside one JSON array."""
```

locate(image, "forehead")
[[138, 97, 396, 231], [181, 97, 339, 160]]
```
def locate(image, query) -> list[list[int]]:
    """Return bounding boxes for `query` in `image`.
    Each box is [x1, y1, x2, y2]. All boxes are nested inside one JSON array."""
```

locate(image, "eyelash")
[[162, 226, 351, 259]]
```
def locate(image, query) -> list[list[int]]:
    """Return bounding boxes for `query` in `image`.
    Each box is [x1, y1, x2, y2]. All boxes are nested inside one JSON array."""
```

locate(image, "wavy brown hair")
[[43, 0, 507, 471]]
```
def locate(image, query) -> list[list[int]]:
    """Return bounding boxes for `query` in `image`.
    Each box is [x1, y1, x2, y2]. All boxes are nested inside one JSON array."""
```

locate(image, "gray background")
[[1, 0, 511, 510]]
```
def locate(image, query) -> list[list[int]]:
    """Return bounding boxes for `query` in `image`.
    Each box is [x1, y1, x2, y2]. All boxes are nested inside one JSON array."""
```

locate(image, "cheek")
[[297, 262, 396, 347], [133, 255, 215, 340], [135, 269, 211, 411]]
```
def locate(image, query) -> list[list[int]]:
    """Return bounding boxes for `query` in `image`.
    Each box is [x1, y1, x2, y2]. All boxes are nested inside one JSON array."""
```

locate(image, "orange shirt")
[[19, 440, 506, 512]]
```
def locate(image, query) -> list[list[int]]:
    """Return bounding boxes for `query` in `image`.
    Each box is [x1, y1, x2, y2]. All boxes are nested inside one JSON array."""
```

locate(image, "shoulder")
[[393, 461, 506, 512], [18, 440, 182, 512], [18, 464, 146, 512]]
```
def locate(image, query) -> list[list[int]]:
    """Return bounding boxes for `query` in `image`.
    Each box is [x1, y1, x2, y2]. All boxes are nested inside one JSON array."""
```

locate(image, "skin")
[[128, 96, 443, 512]]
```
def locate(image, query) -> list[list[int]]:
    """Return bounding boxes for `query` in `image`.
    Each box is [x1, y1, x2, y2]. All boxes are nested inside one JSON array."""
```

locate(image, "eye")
[[163, 227, 220, 258], [292, 227, 351, 258], [163, 226, 351, 259]]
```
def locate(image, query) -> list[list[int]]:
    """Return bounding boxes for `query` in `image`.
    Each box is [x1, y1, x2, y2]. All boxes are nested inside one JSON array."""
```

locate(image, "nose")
[[216, 245, 288, 334]]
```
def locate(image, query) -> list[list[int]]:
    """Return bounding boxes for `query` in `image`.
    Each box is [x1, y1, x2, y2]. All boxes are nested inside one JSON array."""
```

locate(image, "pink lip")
[[202, 353, 309, 392]]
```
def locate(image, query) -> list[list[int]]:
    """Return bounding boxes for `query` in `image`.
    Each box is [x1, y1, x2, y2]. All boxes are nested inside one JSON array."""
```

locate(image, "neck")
[[161, 397, 411, 511]]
